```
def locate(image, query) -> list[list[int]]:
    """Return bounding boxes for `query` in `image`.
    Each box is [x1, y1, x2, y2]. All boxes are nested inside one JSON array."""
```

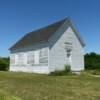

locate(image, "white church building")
[[9, 18, 85, 74]]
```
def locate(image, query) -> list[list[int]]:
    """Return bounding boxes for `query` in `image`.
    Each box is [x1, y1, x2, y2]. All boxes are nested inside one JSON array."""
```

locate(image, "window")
[[27, 52, 34, 65], [34, 51, 39, 65], [10, 54, 18, 65], [40, 48, 48, 57], [23, 53, 27, 65], [18, 53, 24, 65], [10, 55, 15, 65], [66, 48, 71, 57], [65, 42, 72, 65], [65, 42, 72, 57], [39, 48, 48, 65]]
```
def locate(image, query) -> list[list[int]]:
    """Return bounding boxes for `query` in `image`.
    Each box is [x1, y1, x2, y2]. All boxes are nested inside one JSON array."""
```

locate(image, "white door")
[[34, 51, 39, 64]]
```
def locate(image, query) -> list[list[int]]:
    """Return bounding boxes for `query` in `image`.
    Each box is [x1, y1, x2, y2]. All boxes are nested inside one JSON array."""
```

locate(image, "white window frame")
[[34, 51, 39, 65], [39, 48, 48, 65], [10, 54, 18, 66], [65, 42, 72, 65], [23, 53, 27, 65], [27, 51, 34, 65], [18, 53, 24, 66], [10, 54, 15, 65]]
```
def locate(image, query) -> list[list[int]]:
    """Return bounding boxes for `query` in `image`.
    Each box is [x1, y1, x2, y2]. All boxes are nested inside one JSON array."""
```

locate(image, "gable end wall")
[[49, 26, 84, 72]]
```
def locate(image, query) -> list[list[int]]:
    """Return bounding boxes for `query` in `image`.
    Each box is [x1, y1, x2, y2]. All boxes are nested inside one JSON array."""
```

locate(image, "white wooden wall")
[[49, 26, 84, 72], [10, 46, 49, 74]]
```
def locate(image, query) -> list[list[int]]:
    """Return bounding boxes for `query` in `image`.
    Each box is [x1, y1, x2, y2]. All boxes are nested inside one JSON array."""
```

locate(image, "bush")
[[0, 57, 9, 71], [0, 62, 8, 71], [64, 64, 71, 73], [50, 64, 71, 76], [85, 52, 100, 70]]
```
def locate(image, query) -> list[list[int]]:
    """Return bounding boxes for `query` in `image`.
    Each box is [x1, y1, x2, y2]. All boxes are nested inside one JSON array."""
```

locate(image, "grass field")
[[0, 72, 100, 100]]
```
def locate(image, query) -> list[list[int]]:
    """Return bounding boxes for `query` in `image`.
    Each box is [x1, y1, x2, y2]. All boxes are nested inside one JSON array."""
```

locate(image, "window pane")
[[10, 54, 18, 65], [10, 55, 15, 65], [40, 48, 48, 57], [18, 53, 24, 65], [27, 52, 34, 64], [39, 48, 48, 65]]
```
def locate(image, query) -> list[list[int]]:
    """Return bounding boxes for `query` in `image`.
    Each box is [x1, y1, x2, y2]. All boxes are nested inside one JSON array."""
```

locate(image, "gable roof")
[[10, 18, 85, 50]]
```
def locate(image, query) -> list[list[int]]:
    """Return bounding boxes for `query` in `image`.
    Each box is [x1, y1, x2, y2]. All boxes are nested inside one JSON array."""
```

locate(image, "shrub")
[[85, 52, 100, 70], [50, 64, 71, 76], [64, 64, 71, 73], [50, 70, 65, 76], [0, 62, 8, 71], [0, 57, 9, 71]]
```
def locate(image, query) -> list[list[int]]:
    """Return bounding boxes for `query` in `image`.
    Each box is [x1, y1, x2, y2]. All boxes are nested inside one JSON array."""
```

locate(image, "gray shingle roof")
[[10, 17, 85, 50], [10, 18, 67, 50]]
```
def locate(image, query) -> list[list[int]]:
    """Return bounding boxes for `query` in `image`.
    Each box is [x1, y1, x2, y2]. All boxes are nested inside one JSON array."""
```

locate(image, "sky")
[[0, 0, 100, 57]]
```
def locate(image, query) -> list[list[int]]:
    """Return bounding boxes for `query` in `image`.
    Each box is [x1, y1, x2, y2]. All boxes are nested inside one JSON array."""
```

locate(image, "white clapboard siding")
[[34, 50, 39, 64], [15, 54, 18, 65], [23, 53, 27, 65], [39, 48, 48, 65]]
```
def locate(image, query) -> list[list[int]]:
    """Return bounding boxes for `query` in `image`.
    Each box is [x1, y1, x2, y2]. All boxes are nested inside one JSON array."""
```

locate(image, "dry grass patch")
[[0, 71, 100, 100]]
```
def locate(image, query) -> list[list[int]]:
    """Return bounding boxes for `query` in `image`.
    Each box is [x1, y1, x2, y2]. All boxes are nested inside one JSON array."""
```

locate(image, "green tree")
[[0, 57, 9, 71], [85, 52, 100, 70]]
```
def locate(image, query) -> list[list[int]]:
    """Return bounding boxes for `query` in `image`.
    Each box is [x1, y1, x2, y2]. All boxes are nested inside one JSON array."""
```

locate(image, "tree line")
[[85, 52, 100, 70]]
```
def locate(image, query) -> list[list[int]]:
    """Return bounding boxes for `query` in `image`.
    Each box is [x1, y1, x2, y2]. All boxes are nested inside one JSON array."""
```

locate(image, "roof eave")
[[67, 19, 86, 47]]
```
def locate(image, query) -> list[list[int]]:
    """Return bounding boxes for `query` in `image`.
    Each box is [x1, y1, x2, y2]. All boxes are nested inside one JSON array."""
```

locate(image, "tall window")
[[18, 53, 24, 65], [66, 48, 71, 58], [27, 52, 34, 65], [34, 51, 39, 65], [65, 42, 72, 65], [39, 48, 48, 65], [10, 55, 15, 65], [10, 54, 18, 65]]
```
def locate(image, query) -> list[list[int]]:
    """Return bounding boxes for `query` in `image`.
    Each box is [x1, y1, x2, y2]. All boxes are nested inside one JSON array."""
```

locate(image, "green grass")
[[0, 72, 100, 100]]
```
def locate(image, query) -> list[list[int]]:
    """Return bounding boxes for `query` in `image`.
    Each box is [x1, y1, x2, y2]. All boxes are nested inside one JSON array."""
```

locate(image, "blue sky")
[[0, 0, 100, 57]]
